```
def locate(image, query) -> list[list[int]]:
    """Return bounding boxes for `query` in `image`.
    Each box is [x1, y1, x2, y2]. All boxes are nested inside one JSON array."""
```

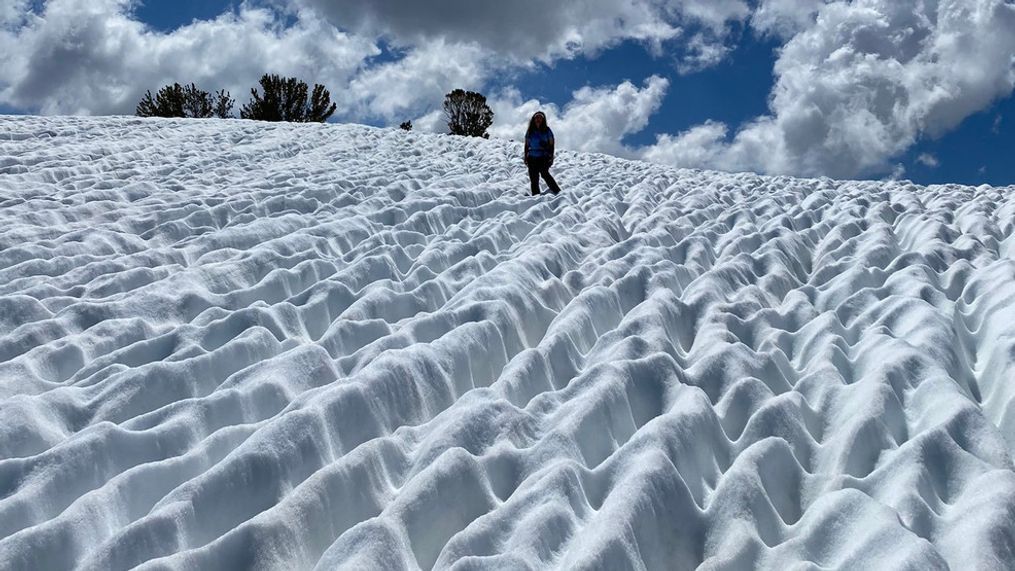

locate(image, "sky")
[[1, 0, 1014, 186]]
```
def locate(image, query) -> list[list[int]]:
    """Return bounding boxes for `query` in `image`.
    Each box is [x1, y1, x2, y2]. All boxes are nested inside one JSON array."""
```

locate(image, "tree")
[[136, 83, 234, 118], [181, 83, 213, 118], [240, 74, 337, 122], [213, 89, 235, 119], [136, 91, 161, 117], [400, 120, 413, 131], [137, 84, 184, 118], [443, 89, 494, 138]]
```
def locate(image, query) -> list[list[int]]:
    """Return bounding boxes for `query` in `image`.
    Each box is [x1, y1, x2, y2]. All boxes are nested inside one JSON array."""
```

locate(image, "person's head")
[[527, 111, 548, 135]]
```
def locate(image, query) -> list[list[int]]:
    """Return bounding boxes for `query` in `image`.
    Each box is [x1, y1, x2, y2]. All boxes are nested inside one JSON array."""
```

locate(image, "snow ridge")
[[1, 116, 1015, 570]]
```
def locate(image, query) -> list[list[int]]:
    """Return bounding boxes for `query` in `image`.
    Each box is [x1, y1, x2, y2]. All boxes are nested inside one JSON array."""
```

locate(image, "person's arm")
[[548, 134, 555, 165], [524, 137, 530, 164]]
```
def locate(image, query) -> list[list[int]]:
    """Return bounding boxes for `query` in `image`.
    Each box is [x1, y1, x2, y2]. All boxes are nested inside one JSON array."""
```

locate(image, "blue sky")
[[136, 0, 232, 30], [3, 0, 1014, 186]]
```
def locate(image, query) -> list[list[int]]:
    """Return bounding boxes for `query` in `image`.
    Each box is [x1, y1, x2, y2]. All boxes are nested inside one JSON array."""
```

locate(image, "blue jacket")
[[525, 128, 555, 159]]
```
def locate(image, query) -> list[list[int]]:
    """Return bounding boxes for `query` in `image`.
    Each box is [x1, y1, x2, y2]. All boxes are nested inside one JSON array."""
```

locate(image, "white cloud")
[[668, 0, 752, 30], [917, 153, 939, 168], [346, 40, 492, 121], [0, 0, 745, 124], [641, 0, 1015, 178], [751, 0, 826, 38], [0, 0, 379, 115], [667, 0, 753, 72], [293, 0, 749, 65], [484, 76, 670, 156], [677, 32, 737, 74], [641, 121, 730, 169], [0, 0, 31, 27], [412, 109, 446, 134]]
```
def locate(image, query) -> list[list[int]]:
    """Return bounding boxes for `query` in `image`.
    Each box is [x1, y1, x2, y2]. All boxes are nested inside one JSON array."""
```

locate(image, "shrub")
[[136, 83, 233, 118], [443, 89, 493, 138], [400, 120, 413, 131], [240, 74, 337, 123]]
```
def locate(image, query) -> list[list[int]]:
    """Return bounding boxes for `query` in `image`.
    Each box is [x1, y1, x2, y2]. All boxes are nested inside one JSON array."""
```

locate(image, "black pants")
[[527, 157, 561, 195]]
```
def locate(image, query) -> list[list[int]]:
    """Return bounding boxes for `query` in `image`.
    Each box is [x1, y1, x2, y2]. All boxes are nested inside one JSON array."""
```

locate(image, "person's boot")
[[545, 174, 562, 195]]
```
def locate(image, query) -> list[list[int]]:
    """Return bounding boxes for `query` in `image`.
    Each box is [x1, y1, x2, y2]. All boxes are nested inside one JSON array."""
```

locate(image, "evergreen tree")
[[213, 90, 235, 119], [136, 90, 160, 118], [181, 83, 213, 119], [240, 74, 337, 122], [443, 89, 494, 138], [136, 83, 233, 118], [400, 120, 413, 131], [136, 84, 185, 118]]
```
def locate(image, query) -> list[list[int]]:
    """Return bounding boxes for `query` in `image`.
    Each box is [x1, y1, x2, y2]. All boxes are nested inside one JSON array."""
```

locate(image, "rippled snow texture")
[[2, 116, 1015, 570]]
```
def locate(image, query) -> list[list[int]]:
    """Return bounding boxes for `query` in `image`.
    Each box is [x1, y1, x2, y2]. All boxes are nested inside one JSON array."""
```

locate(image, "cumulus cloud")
[[750, 0, 826, 38], [0, 0, 379, 115], [642, 121, 730, 169], [484, 76, 670, 156], [293, 0, 749, 64], [667, 0, 752, 72], [641, 0, 1015, 178], [0, 0, 746, 124], [0, 0, 31, 27], [346, 39, 493, 121]]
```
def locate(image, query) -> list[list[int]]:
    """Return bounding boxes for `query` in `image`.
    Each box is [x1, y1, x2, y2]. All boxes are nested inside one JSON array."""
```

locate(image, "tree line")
[[137, 75, 495, 138], [137, 74, 336, 123]]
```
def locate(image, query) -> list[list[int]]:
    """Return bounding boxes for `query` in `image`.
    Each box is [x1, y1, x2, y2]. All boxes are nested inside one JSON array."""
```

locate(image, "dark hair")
[[526, 111, 549, 138]]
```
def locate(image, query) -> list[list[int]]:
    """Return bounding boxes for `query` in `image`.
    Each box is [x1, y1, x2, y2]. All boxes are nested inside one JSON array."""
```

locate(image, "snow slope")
[[2, 115, 1015, 570]]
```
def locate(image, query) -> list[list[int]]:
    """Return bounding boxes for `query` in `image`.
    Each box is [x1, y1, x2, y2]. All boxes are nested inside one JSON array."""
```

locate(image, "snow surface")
[[2, 115, 1015, 570]]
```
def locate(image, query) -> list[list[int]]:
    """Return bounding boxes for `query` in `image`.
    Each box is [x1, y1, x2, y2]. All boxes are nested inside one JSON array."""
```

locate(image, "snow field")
[[1, 116, 1015, 569]]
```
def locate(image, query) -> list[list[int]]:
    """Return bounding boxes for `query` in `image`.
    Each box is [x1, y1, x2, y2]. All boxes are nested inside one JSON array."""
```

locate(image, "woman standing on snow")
[[524, 111, 562, 196]]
